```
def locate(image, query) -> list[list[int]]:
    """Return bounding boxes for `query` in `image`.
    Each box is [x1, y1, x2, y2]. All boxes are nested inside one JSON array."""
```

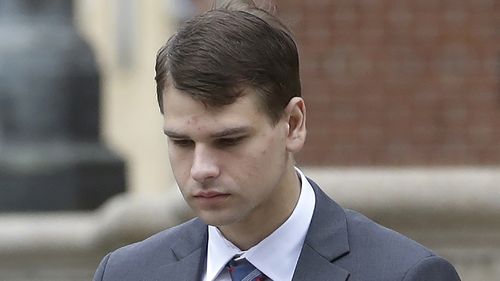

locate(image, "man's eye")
[[216, 137, 244, 147], [171, 139, 194, 148]]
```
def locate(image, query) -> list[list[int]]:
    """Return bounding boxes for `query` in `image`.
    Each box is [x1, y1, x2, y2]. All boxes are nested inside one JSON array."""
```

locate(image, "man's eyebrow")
[[163, 126, 252, 138], [210, 126, 252, 138], [163, 129, 186, 138]]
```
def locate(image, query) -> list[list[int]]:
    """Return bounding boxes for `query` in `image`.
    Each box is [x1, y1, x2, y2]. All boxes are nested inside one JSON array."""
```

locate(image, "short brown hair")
[[154, 0, 301, 123]]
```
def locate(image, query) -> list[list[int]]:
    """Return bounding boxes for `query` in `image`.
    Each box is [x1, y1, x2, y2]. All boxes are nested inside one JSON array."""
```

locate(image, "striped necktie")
[[227, 258, 267, 281]]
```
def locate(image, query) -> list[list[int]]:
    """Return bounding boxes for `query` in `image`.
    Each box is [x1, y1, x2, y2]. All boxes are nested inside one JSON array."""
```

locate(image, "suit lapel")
[[293, 244, 350, 281], [153, 218, 208, 281], [292, 179, 351, 281]]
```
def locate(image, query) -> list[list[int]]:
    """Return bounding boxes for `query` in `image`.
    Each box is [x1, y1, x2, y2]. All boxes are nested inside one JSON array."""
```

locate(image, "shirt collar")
[[205, 227, 242, 280], [205, 167, 316, 281]]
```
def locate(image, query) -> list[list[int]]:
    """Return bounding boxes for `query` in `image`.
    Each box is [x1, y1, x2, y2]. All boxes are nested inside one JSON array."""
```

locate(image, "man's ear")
[[283, 97, 306, 153]]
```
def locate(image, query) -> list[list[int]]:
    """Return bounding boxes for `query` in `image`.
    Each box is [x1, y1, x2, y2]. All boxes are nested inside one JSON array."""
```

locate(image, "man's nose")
[[190, 145, 220, 183]]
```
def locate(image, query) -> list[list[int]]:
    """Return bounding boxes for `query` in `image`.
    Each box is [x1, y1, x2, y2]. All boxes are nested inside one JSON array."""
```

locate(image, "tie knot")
[[227, 258, 266, 281]]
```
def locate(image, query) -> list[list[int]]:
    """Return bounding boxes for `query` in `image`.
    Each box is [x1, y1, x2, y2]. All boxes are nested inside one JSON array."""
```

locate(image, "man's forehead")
[[162, 86, 263, 115], [163, 89, 257, 127]]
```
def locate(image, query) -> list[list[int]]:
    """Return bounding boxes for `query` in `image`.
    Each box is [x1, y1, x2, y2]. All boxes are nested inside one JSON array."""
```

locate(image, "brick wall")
[[193, 0, 499, 165], [275, 0, 500, 165]]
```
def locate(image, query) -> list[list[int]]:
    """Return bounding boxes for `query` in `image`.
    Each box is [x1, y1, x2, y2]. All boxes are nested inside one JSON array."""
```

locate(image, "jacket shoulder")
[[341, 209, 459, 280], [344, 208, 433, 257], [93, 218, 206, 281], [402, 255, 461, 281], [111, 217, 203, 260]]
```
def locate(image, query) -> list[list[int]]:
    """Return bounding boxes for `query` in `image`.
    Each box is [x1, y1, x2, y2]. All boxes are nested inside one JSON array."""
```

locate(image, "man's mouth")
[[193, 191, 230, 206], [194, 191, 229, 198]]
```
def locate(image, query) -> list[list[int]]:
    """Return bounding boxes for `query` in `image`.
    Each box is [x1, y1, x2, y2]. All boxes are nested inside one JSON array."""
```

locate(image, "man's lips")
[[193, 191, 229, 198], [192, 191, 230, 207]]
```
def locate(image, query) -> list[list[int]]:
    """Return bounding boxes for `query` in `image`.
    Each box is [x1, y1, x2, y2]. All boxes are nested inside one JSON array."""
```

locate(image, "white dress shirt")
[[202, 167, 316, 281]]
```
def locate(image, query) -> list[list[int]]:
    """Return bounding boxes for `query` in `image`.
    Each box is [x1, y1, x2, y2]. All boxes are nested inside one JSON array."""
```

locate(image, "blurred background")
[[0, 0, 498, 280]]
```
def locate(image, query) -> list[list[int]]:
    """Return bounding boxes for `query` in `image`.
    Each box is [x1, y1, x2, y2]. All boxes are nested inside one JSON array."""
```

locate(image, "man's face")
[[163, 87, 293, 228]]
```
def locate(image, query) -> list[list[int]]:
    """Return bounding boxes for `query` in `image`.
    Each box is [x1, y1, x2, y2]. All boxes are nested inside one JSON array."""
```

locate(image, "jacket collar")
[[153, 218, 208, 281], [292, 178, 351, 281]]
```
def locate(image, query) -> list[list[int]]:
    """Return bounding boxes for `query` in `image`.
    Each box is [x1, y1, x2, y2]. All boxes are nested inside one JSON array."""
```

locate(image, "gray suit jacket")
[[93, 179, 461, 281]]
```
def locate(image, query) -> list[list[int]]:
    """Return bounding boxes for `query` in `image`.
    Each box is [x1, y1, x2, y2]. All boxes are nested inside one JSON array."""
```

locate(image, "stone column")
[[0, 0, 126, 211]]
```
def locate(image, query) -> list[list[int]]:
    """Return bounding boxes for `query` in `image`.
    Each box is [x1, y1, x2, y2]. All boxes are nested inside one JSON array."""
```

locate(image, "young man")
[[94, 1, 461, 280]]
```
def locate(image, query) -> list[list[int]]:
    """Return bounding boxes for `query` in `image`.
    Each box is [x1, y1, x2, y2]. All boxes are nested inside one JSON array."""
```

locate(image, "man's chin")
[[197, 212, 238, 227]]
